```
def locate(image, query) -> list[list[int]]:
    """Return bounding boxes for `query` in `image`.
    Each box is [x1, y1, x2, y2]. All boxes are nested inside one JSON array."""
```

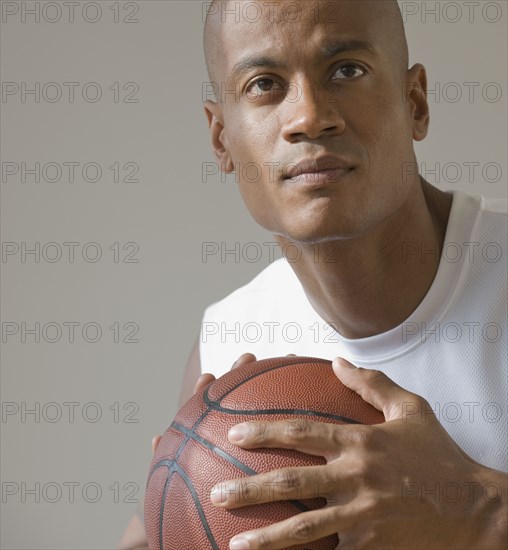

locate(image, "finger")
[[332, 357, 421, 422], [227, 419, 351, 457], [151, 435, 161, 455], [231, 352, 257, 370], [286, 354, 296, 357], [227, 506, 343, 549], [210, 464, 341, 509], [193, 373, 215, 394]]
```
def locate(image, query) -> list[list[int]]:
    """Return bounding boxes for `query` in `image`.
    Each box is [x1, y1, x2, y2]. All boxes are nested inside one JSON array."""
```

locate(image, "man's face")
[[206, 0, 428, 243]]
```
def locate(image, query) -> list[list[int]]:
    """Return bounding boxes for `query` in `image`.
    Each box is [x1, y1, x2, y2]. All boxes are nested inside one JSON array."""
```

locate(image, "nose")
[[281, 80, 346, 142]]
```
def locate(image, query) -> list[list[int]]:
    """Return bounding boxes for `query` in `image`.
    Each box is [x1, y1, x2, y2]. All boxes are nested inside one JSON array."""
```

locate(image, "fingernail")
[[228, 423, 248, 442], [230, 536, 250, 550], [210, 484, 224, 505], [339, 358, 356, 368]]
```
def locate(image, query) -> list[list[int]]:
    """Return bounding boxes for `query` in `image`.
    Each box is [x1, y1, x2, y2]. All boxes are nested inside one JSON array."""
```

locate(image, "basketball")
[[144, 356, 385, 549]]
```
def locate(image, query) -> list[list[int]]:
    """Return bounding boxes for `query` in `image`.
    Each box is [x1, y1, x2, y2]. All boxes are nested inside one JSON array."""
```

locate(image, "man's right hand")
[[117, 352, 258, 550], [192, 352, 258, 394], [151, 353, 258, 456]]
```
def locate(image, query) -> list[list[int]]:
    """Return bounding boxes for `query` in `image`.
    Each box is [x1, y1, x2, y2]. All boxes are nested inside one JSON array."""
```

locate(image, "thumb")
[[151, 435, 162, 456], [332, 357, 415, 421]]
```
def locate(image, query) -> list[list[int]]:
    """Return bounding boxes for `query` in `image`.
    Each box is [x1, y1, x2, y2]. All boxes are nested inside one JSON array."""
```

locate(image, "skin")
[[120, 1, 507, 548], [154, 355, 508, 550], [200, 1, 507, 548], [203, 0, 451, 338]]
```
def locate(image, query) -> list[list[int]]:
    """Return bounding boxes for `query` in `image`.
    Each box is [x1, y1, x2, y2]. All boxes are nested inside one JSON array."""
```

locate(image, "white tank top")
[[199, 191, 507, 472]]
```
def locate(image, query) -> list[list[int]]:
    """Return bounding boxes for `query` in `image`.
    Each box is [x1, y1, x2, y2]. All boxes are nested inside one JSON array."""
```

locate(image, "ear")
[[203, 100, 235, 173], [404, 63, 430, 142]]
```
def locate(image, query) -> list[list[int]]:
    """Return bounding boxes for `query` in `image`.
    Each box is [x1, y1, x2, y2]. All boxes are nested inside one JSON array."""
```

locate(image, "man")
[[119, 0, 507, 548]]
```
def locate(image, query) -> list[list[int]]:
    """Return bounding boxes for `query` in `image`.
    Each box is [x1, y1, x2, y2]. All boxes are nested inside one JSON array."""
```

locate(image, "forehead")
[[216, 0, 388, 77]]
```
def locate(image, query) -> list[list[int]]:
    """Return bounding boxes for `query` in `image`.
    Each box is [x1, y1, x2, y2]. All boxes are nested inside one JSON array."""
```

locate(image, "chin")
[[276, 220, 363, 245], [278, 205, 366, 244]]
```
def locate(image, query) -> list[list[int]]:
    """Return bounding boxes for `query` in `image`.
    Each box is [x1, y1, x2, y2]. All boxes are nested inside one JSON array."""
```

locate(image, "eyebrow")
[[230, 56, 288, 79], [321, 39, 377, 59], [230, 39, 378, 80]]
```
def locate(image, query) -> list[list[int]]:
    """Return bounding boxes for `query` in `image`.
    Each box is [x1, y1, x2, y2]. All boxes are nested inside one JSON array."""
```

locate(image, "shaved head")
[[201, 0, 429, 245], [204, 0, 409, 96]]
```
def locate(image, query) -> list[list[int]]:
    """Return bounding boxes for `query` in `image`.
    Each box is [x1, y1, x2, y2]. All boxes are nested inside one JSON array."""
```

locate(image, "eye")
[[245, 77, 282, 98], [253, 78, 275, 91], [332, 63, 366, 80]]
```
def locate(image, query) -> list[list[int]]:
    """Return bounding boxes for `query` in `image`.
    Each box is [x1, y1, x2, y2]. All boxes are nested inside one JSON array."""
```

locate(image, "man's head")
[[203, 0, 429, 244]]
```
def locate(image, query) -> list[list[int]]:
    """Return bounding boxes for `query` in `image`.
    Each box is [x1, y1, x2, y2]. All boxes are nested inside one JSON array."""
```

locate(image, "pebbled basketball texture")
[[145, 356, 385, 550]]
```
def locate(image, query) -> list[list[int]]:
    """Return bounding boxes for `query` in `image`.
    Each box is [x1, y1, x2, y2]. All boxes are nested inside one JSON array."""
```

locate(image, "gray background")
[[1, 0, 506, 548]]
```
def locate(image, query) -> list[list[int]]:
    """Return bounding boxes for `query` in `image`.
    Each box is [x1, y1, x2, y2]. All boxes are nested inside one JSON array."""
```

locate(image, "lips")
[[284, 155, 353, 180]]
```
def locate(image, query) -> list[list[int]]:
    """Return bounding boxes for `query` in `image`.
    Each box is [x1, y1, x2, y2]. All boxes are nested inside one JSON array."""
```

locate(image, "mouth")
[[283, 155, 354, 186]]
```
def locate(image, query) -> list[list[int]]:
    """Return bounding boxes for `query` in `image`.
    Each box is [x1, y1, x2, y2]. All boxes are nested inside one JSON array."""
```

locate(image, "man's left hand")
[[210, 358, 507, 550]]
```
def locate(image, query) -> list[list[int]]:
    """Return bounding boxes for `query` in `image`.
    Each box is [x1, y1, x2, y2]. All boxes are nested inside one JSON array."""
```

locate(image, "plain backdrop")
[[1, 0, 506, 548]]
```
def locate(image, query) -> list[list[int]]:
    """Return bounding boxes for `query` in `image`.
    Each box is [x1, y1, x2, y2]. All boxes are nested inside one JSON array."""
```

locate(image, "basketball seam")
[[149, 460, 221, 550], [147, 358, 355, 549], [202, 401, 362, 424], [171, 421, 311, 513], [206, 358, 331, 403]]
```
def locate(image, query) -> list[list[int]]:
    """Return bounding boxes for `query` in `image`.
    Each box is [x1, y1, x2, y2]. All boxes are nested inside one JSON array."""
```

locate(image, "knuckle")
[[274, 468, 302, 494], [240, 480, 261, 502], [315, 480, 339, 502], [255, 531, 272, 549], [364, 425, 383, 450], [320, 479, 339, 498], [358, 462, 377, 487], [352, 459, 370, 480], [363, 369, 385, 384], [345, 425, 385, 453], [345, 425, 371, 447], [414, 395, 430, 411], [250, 422, 268, 443], [284, 418, 311, 440], [290, 517, 316, 540], [344, 456, 371, 482], [352, 454, 381, 488], [359, 495, 378, 518]]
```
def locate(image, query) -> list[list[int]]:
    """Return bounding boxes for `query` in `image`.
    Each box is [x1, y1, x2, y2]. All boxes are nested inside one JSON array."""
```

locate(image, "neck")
[[276, 180, 453, 339]]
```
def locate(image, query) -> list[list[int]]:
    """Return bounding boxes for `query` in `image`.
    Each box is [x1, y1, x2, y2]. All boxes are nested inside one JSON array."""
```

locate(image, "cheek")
[[225, 109, 281, 190], [351, 89, 414, 175], [222, 111, 280, 228], [236, 178, 280, 233], [226, 107, 275, 161]]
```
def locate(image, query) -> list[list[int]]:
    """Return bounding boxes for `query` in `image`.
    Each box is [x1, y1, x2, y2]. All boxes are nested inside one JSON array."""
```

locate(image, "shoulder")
[[471, 192, 507, 247], [451, 189, 507, 216], [449, 190, 507, 244], [478, 194, 507, 216]]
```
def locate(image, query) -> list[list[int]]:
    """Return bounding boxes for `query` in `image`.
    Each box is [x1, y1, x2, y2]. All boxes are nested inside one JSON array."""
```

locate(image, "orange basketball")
[[145, 356, 384, 549]]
